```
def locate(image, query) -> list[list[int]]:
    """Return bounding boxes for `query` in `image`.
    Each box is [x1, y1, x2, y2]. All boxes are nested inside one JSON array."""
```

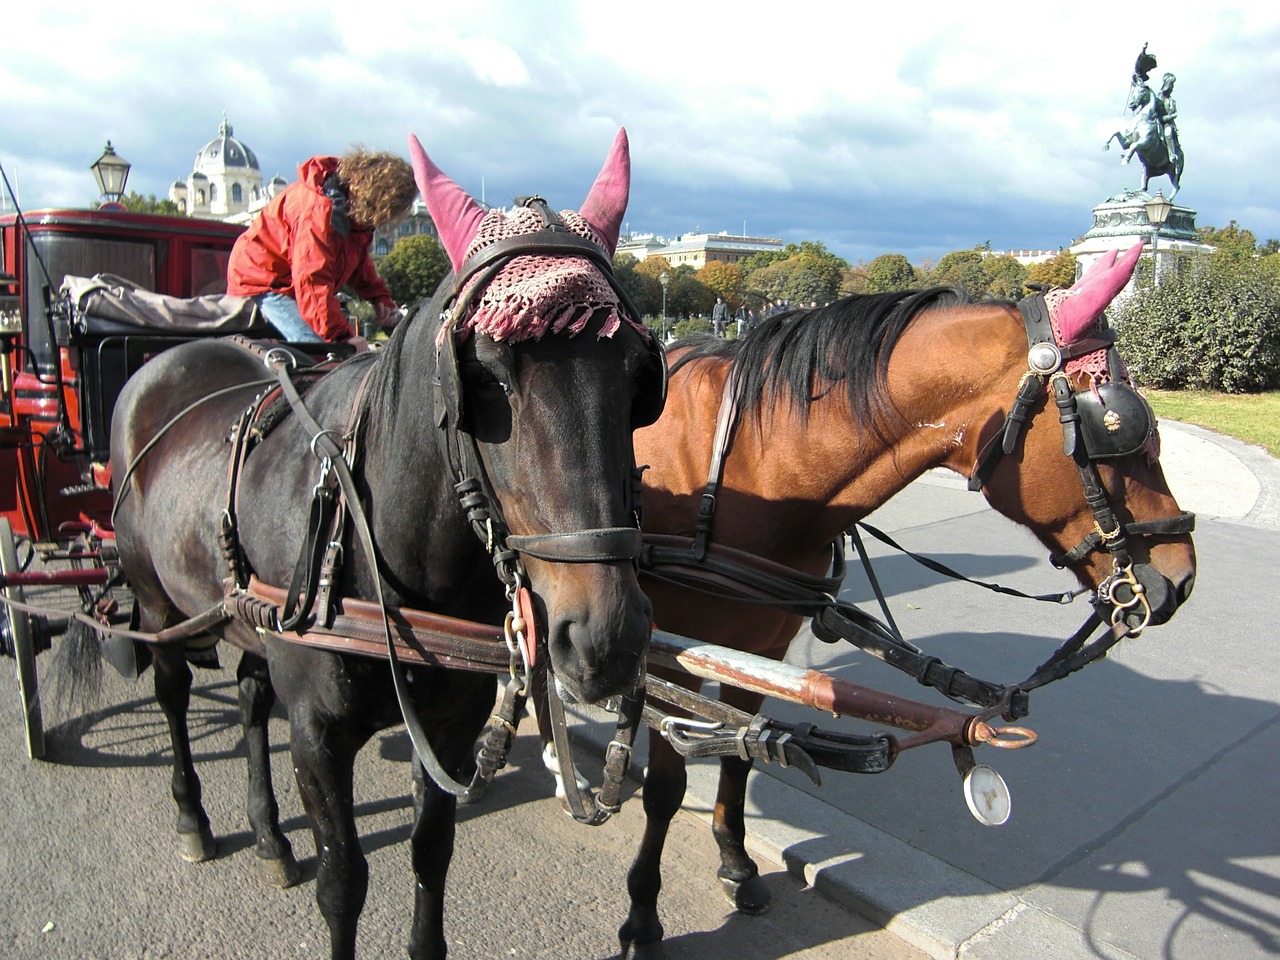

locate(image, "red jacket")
[[228, 156, 393, 341]]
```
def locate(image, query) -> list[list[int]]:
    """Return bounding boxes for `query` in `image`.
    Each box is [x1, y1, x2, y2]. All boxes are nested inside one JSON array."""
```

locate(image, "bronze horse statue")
[[615, 245, 1196, 957], [99, 129, 661, 959], [1105, 83, 1184, 199]]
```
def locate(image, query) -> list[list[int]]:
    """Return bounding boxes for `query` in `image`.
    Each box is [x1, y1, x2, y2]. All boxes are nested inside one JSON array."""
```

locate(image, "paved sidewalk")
[[671, 419, 1280, 960]]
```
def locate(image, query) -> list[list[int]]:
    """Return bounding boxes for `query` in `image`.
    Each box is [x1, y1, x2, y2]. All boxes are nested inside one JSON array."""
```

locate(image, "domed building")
[[170, 116, 286, 224]]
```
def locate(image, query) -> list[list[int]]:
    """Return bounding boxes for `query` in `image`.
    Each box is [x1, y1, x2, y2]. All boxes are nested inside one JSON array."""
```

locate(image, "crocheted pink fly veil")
[[408, 129, 646, 344]]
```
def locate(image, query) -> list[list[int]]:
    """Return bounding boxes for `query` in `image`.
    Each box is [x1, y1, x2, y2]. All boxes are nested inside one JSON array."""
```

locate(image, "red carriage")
[[0, 207, 266, 758]]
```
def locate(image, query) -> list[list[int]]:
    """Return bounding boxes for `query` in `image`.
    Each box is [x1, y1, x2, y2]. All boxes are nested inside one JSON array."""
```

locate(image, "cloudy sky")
[[3, 2, 1277, 265]]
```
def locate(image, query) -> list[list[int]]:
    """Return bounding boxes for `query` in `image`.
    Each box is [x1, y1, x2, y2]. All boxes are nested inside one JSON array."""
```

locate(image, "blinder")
[[1073, 381, 1155, 460], [632, 331, 668, 428]]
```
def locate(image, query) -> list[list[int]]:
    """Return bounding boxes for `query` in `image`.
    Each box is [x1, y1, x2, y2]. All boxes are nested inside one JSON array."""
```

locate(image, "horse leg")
[[152, 642, 218, 863], [236, 651, 300, 887], [407, 759, 452, 960], [406, 683, 489, 960], [619, 733, 688, 959], [710, 685, 771, 914], [290, 704, 367, 960]]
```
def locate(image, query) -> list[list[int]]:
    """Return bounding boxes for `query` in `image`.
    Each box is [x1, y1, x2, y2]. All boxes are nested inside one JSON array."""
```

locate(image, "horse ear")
[[408, 134, 488, 272], [579, 128, 630, 256], [1053, 242, 1143, 343]]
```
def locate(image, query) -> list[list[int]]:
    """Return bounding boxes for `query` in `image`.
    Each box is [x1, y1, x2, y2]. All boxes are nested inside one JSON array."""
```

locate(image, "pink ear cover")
[[578, 128, 631, 256], [408, 134, 488, 272], [1050, 242, 1143, 344]]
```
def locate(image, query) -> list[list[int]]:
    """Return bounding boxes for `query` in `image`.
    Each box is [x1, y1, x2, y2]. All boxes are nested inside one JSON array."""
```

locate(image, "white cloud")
[[3, 2, 1279, 261]]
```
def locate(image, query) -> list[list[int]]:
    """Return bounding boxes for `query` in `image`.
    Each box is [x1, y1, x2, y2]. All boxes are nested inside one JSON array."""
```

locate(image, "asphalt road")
[[1, 648, 930, 960]]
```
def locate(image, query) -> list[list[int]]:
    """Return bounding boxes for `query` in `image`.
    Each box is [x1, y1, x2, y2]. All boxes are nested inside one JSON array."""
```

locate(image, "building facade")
[[618, 231, 783, 269]]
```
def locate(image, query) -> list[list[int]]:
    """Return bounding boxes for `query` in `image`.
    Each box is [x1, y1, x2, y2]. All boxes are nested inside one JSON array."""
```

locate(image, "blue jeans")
[[254, 293, 323, 342]]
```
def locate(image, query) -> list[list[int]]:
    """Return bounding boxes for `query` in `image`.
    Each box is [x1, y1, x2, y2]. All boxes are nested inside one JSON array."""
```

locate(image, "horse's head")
[[1129, 84, 1153, 110], [409, 130, 661, 703], [970, 245, 1195, 632]]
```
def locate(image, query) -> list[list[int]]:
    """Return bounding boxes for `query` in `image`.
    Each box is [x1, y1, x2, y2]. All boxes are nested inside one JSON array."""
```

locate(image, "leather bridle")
[[968, 294, 1195, 635]]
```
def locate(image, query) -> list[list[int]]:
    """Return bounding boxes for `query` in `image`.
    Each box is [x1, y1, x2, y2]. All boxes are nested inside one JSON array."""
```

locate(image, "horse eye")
[[463, 361, 509, 397]]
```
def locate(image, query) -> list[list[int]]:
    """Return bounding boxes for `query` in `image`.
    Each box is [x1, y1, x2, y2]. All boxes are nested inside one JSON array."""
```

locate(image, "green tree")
[[375, 235, 450, 306], [668, 264, 713, 318], [1026, 251, 1077, 290], [981, 253, 1030, 301], [930, 249, 987, 295], [787, 240, 847, 299], [840, 264, 869, 295], [864, 254, 917, 293], [613, 253, 662, 318], [111, 191, 182, 215], [1114, 251, 1280, 393], [1199, 221, 1257, 260], [696, 261, 744, 307], [739, 248, 789, 274], [739, 240, 848, 303]]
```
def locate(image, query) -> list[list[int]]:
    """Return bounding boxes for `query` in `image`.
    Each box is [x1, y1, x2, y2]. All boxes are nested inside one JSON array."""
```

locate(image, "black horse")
[[104, 129, 658, 959]]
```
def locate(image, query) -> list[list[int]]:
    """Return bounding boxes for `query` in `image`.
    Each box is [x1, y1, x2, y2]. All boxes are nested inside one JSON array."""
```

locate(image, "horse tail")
[[51, 616, 107, 718]]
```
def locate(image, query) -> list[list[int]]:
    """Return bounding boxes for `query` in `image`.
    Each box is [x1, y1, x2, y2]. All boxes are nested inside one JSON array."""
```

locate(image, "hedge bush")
[[1113, 255, 1280, 393]]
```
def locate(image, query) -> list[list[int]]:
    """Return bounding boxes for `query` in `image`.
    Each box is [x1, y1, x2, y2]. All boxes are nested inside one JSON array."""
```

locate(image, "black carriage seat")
[[56, 273, 350, 462]]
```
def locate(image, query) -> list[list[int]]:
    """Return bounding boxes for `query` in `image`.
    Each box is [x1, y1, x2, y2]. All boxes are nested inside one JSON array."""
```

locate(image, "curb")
[[680, 762, 1144, 960]]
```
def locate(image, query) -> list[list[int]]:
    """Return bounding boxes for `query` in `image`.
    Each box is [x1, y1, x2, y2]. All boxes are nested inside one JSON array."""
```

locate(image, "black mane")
[[671, 287, 969, 432]]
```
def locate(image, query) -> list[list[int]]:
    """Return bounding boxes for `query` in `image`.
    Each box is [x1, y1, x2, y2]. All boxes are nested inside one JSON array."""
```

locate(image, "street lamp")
[[91, 141, 131, 209], [1144, 190, 1173, 286], [659, 270, 670, 341]]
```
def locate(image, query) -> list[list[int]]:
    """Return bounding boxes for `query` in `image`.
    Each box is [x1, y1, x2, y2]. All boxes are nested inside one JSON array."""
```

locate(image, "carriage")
[[0, 206, 261, 758], [1, 138, 1196, 960]]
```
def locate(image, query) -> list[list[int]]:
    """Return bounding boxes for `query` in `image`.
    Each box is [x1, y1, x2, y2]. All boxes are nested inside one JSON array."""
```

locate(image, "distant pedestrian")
[[712, 296, 730, 337]]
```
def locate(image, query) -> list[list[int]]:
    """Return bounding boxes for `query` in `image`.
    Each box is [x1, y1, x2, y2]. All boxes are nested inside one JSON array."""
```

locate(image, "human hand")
[[375, 302, 403, 327]]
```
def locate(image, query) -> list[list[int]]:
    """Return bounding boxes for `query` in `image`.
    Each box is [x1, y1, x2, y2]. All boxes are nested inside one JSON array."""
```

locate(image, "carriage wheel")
[[0, 518, 45, 759]]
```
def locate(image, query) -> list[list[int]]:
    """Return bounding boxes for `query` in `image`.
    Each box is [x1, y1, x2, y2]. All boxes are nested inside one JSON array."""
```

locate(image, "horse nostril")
[[1177, 572, 1196, 605]]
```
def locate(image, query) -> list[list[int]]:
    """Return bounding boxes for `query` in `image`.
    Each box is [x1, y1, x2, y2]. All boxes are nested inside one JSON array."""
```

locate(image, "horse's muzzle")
[[1106, 562, 1194, 630]]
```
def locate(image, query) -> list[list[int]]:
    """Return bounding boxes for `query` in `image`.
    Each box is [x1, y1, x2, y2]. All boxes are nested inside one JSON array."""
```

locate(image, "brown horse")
[[617, 246, 1197, 957], [102, 130, 661, 960]]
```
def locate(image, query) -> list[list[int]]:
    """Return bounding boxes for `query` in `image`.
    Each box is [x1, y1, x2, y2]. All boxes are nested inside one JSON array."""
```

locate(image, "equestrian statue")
[[1104, 43, 1184, 199]]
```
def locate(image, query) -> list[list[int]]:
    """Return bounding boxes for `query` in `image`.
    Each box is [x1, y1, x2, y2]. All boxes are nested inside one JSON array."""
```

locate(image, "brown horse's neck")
[[638, 305, 1027, 573]]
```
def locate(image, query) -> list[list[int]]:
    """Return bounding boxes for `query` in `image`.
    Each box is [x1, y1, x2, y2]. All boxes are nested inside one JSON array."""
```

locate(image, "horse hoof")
[[720, 873, 771, 915], [256, 851, 302, 888], [177, 828, 217, 863], [617, 936, 665, 959]]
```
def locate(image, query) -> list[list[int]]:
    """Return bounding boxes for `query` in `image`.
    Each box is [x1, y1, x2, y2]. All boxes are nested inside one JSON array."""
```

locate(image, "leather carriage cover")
[[60, 273, 264, 334]]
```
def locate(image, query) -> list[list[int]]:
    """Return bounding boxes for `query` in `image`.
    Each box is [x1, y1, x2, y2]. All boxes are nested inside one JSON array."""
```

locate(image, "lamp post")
[[659, 270, 670, 341], [91, 141, 131, 210], [1144, 190, 1173, 287]]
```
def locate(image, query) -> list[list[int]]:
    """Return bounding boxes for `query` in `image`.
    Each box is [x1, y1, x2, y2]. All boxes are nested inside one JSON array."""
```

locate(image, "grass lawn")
[[1145, 389, 1280, 458]]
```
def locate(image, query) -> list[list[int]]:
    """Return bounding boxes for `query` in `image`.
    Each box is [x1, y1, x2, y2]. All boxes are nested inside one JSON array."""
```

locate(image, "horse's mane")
[[671, 287, 969, 432]]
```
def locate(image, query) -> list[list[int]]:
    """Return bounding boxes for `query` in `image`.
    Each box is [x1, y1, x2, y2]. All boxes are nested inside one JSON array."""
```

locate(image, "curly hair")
[[338, 147, 417, 228]]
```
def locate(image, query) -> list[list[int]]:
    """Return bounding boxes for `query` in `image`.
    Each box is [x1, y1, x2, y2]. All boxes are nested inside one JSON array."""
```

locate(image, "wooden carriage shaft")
[[648, 629, 982, 743], [0, 567, 111, 587]]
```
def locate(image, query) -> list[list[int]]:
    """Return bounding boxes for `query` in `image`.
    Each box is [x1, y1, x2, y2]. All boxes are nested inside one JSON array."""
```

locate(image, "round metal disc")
[[963, 764, 1010, 826], [1, 518, 45, 759]]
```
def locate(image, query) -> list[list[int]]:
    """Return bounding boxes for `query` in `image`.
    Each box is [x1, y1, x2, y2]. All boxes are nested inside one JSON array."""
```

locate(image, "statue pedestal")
[[1070, 190, 1214, 294]]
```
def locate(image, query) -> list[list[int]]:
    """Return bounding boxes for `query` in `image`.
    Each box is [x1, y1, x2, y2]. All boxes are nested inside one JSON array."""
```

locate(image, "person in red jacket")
[[228, 148, 416, 342]]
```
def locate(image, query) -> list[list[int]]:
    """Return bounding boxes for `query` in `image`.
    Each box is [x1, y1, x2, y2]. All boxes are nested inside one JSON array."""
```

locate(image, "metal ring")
[[981, 726, 1038, 749], [309, 429, 342, 459], [262, 347, 296, 370]]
